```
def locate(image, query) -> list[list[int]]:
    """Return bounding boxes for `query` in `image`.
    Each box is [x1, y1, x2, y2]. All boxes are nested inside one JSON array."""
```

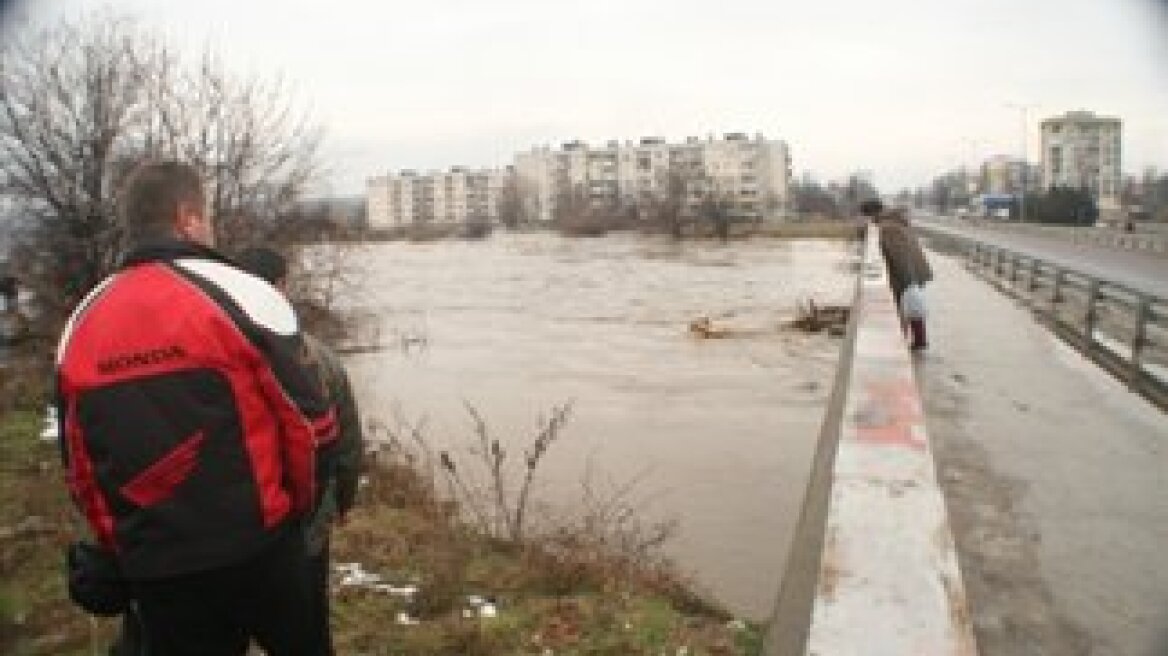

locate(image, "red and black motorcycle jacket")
[[56, 240, 338, 581]]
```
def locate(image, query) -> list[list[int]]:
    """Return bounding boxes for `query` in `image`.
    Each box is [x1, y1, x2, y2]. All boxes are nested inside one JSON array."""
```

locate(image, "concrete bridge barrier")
[[763, 227, 978, 655]]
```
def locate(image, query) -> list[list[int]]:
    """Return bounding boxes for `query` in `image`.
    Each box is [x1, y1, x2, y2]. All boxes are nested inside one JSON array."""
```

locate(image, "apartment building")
[[515, 133, 792, 223], [979, 155, 1040, 196], [366, 167, 507, 229], [1040, 110, 1122, 211]]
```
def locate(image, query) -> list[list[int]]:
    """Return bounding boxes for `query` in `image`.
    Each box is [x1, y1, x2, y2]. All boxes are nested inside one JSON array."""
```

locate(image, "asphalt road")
[[915, 218, 1168, 298]]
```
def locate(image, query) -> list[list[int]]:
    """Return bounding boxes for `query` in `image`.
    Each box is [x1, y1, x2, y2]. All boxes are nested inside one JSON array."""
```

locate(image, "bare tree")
[[552, 183, 602, 235], [696, 179, 735, 241], [496, 173, 525, 229], [648, 167, 691, 240], [146, 54, 322, 247], [0, 14, 323, 326], [0, 16, 164, 313]]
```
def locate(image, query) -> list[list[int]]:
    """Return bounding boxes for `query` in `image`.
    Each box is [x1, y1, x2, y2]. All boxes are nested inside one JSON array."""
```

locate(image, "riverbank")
[[329, 425, 763, 654], [0, 371, 764, 654]]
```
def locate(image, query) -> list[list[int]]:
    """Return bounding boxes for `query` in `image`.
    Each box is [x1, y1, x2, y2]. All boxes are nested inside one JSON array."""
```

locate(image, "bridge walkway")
[[917, 248, 1168, 656]]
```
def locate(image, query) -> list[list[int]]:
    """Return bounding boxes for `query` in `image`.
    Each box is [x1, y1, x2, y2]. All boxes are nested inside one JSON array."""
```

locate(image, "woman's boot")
[[909, 319, 927, 350]]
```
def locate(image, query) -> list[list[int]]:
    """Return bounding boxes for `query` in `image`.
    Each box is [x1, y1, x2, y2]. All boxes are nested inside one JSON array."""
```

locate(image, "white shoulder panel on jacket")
[[174, 258, 298, 336], [56, 273, 119, 364]]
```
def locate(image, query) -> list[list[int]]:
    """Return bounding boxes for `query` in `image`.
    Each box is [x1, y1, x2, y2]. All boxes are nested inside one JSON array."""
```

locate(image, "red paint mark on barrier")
[[853, 378, 926, 451]]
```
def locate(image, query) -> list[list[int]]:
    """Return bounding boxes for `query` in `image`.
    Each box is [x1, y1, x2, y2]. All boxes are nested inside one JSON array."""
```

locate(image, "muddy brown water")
[[341, 232, 855, 619]]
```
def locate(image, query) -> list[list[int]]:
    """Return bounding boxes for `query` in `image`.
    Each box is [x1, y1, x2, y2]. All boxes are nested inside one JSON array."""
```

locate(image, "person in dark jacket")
[[56, 161, 338, 656], [236, 246, 364, 656], [875, 208, 933, 350]]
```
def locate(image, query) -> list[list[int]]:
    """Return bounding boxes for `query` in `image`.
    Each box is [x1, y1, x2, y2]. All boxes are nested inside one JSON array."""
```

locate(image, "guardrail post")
[[1052, 268, 1064, 304], [1131, 295, 1150, 370], [1085, 279, 1101, 343]]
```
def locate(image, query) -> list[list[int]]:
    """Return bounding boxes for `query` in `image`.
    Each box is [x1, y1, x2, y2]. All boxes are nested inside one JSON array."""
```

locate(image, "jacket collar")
[[120, 239, 235, 270]]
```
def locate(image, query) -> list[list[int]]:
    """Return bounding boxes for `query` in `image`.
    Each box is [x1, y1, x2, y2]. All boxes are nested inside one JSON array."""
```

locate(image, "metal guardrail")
[[923, 229, 1168, 408], [764, 227, 978, 655]]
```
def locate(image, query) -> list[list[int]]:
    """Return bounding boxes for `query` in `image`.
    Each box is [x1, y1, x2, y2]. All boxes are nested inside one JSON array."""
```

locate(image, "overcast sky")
[[7, 0, 1168, 195]]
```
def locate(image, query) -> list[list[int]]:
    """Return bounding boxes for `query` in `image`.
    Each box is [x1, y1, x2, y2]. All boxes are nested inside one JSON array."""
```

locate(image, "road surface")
[[916, 218, 1168, 298]]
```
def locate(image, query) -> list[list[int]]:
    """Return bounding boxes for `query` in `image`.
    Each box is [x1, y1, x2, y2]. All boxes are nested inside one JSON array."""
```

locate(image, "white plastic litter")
[[335, 562, 424, 599], [39, 406, 58, 442], [335, 562, 382, 587], [395, 612, 419, 626], [371, 583, 418, 597], [465, 594, 499, 619]]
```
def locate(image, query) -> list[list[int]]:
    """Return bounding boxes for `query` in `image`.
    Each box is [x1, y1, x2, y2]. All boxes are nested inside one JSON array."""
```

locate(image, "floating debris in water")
[[788, 299, 849, 335], [687, 316, 731, 339]]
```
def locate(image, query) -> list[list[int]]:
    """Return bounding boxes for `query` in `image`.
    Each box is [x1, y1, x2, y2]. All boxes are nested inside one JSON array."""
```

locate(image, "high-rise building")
[[366, 167, 508, 229], [515, 133, 791, 223], [1040, 111, 1122, 210]]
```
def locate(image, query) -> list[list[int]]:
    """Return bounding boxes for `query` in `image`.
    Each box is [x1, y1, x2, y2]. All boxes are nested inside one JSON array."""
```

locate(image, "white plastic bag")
[[901, 284, 927, 319]]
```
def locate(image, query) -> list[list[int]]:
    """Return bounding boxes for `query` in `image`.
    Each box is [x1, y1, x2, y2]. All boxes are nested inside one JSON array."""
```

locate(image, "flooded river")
[[342, 232, 856, 618]]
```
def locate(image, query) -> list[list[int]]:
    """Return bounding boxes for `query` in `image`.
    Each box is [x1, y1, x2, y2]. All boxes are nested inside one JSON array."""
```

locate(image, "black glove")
[[66, 541, 131, 617]]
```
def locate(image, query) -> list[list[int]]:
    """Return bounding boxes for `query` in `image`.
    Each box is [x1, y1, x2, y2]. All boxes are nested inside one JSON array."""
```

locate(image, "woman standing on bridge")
[[875, 208, 932, 350]]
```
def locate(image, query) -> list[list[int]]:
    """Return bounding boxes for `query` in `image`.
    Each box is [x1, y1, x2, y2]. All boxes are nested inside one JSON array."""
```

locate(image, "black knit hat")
[[235, 247, 288, 286]]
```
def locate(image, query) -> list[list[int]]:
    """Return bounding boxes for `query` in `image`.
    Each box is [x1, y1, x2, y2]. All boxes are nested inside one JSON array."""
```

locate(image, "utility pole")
[[1006, 103, 1037, 222]]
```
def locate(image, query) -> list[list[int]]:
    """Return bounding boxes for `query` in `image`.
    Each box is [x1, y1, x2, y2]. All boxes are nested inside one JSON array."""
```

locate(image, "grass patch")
[[0, 404, 123, 656]]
